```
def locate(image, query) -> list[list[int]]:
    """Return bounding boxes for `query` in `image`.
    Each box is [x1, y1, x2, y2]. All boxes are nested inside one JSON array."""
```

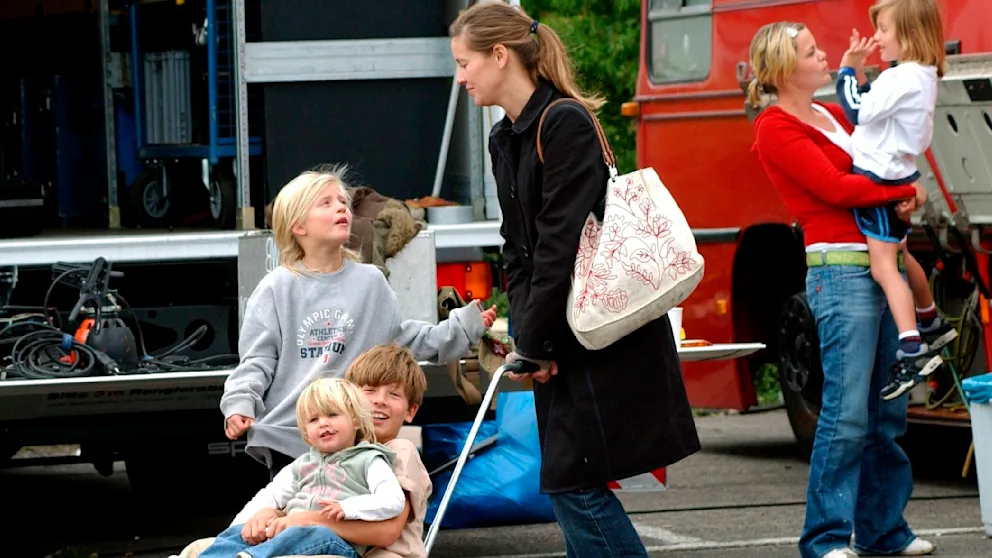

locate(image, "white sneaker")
[[825, 549, 859, 558], [855, 537, 936, 556], [896, 537, 936, 555]]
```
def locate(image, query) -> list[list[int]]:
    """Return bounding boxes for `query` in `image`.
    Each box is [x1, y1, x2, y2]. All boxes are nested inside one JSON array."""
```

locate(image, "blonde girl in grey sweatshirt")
[[221, 165, 496, 472]]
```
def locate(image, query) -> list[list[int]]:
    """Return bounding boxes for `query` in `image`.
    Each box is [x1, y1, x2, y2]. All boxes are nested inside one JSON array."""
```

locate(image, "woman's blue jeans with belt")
[[799, 264, 918, 557]]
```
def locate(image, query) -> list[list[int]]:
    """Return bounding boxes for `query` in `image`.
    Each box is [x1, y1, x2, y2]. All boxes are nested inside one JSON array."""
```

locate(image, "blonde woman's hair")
[[270, 163, 362, 270], [869, 0, 946, 77], [449, 0, 605, 113], [345, 344, 427, 408], [746, 22, 807, 109], [296, 377, 376, 446]]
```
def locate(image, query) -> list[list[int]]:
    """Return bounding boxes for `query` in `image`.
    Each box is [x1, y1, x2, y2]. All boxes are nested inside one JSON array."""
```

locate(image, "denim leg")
[[198, 525, 252, 558], [800, 266, 881, 558], [549, 486, 648, 558], [853, 296, 916, 554], [244, 526, 358, 558]]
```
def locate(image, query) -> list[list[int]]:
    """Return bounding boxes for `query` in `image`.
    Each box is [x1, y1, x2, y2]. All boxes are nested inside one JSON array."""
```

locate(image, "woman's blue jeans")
[[549, 486, 648, 558], [799, 264, 918, 557]]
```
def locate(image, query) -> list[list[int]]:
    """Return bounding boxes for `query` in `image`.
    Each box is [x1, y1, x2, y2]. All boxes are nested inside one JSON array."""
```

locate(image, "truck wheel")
[[778, 291, 822, 460]]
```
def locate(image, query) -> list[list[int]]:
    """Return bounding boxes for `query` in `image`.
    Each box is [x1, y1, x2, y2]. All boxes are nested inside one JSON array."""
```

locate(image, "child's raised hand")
[[841, 28, 877, 69], [472, 300, 498, 328], [481, 304, 498, 328], [318, 499, 345, 521], [225, 414, 255, 440]]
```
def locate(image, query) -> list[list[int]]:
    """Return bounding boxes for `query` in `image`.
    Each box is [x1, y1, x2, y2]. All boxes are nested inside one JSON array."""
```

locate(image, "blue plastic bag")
[[963, 372, 992, 405], [420, 420, 498, 473], [424, 391, 556, 529]]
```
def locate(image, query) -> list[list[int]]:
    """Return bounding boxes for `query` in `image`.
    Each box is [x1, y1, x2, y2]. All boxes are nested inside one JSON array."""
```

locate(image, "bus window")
[[648, 0, 713, 84]]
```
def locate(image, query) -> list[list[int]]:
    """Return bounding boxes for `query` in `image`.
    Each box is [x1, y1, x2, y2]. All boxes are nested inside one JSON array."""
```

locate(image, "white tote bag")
[[537, 99, 704, 350]]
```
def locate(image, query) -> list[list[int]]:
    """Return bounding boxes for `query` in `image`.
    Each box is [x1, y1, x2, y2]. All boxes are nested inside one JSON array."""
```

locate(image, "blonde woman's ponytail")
[[746, 79, 767, 109]]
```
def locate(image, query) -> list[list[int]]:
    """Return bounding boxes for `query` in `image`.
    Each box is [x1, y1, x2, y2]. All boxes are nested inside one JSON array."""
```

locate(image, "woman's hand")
[[505, 351, 558, 384], [894, 182, 926, 221], [894, 199, 915, 221], [840, 28, 877, 69], [913, 181, 927, 205]]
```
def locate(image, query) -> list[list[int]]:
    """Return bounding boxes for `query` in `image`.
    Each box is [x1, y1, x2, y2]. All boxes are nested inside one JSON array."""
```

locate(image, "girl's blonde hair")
[[296, 377, 376, 446], [270, 163, 362, 269], [449, 0, 605, 113], [746, 22, 807, 109], [869, 0, 946, 77]]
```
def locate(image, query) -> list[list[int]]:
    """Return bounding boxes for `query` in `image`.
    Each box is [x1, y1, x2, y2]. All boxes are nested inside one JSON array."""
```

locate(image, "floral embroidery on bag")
[[572, 175, 698, 315]]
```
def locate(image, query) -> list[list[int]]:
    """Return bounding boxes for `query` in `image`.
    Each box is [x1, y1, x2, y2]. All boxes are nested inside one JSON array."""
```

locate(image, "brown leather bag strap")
[[536, 98, 617, 168]]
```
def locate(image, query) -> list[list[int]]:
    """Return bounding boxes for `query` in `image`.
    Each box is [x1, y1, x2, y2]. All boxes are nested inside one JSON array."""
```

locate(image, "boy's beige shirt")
[[364, 437, 432, 558]]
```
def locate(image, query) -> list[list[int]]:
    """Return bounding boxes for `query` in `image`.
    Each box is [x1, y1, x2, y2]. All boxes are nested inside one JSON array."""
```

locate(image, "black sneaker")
[[919, 318, 958, 353], [881, 346, 943, 401]]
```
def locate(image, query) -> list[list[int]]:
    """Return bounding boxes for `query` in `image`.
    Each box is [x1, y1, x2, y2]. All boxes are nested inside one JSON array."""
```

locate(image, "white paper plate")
[[678, 342, 766, 362]]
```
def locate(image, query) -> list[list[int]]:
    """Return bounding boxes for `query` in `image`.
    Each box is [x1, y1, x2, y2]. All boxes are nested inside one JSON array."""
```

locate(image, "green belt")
[[806, 251, 905, 270]]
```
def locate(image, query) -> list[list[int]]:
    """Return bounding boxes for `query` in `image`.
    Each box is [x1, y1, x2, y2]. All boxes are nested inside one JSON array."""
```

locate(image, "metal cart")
[[127, 0, 261, 229]]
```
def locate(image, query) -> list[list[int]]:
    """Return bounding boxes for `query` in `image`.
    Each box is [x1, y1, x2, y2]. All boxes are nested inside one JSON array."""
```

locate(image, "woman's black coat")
[[489, 80, 701, 493]]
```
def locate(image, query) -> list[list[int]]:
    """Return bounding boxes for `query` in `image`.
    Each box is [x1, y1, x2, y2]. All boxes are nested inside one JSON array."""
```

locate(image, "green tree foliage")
[[522, 0, 641, 173]]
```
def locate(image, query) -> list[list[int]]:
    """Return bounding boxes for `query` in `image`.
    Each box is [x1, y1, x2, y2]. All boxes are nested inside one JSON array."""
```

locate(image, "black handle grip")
[[505, 359, 542, 375]]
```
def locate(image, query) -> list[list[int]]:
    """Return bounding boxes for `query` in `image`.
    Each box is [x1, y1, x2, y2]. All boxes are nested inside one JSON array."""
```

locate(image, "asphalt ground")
[[3, 409, 989, 558]]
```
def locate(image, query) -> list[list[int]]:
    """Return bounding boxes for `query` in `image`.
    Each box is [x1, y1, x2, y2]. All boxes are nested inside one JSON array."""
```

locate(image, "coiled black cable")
[[2, 322, 110, 380], [2, 317, 239, 380]]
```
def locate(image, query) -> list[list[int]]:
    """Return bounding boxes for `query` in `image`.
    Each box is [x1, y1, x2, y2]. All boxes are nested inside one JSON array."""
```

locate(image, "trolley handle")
[[504, 359, 541, 375]]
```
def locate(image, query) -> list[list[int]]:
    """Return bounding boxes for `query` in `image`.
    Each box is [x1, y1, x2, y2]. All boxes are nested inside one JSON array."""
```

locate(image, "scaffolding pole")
[[98, 0, 120, 228], [232, 0, 254, 229]]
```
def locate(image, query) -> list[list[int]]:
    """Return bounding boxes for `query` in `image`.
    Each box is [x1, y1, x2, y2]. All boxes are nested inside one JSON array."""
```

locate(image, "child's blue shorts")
[[852, 167, 921, 244]]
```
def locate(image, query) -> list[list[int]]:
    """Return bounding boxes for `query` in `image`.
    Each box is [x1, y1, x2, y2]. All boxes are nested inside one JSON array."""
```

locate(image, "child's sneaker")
[[918, 317, 957, 353], [881, 345, 943, 401]]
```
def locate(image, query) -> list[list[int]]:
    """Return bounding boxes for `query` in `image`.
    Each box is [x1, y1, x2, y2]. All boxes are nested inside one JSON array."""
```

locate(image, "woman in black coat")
[[450, 3, 701, 556]]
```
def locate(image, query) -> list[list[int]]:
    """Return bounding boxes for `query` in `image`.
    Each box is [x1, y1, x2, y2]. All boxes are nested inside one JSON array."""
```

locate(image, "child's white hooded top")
[[837, 61, 938, 181]]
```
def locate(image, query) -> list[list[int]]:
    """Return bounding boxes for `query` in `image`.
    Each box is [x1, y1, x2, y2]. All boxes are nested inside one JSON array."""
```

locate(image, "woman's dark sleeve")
[[514, 104, 606, 360]]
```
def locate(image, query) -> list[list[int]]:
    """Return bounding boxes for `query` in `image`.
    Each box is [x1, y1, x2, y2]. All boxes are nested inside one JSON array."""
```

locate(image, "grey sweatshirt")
[[220, 260, 485, 466]]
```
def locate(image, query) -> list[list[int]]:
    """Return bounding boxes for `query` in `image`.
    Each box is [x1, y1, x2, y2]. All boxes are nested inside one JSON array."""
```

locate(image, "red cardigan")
[[752, 103, 918, 245]]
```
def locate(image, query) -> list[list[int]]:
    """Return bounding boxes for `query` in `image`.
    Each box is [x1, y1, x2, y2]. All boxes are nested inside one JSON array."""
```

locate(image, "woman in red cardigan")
[[748, 22, 936, 558]]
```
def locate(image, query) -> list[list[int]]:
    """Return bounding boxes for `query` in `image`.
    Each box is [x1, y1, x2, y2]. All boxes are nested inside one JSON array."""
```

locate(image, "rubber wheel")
[[209, 165, 237, 230], [778, 291, 823, 460], [129, 167, 171, 228]]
